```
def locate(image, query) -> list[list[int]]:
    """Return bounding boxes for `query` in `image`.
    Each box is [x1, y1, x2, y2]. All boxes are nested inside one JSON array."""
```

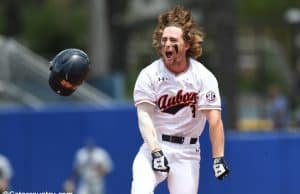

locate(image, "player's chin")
[[162, 55, 174, 65]]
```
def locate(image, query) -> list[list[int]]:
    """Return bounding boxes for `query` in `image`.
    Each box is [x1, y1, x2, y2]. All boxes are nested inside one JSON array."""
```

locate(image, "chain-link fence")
[[0, 36, 112, 109]]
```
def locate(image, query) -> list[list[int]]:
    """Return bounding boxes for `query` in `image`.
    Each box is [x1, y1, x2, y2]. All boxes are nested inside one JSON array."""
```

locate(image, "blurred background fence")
[[0, 0, 300, 193], [0, 0, 299, 129], [0, 36, 112, 108]]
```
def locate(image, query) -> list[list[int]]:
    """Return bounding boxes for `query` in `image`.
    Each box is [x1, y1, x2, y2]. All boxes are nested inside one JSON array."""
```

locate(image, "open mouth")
[[165, 51, 173, 58]]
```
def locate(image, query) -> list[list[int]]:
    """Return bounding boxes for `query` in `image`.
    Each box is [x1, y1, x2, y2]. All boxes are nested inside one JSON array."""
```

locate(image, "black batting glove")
[[152, 150, 170, 172], [213, 157, 229, 180]]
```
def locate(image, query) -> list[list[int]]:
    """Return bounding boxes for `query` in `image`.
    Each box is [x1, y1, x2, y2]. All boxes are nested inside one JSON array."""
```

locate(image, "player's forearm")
[[203, 109, 225, 158], [137, 103, 160, 152], [209, 119, 225, 158], [138, 116, 160, 151]]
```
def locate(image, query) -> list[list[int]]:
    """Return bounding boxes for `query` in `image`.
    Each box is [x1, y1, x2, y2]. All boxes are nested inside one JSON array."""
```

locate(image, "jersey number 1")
[[190, 104, 196, 118]]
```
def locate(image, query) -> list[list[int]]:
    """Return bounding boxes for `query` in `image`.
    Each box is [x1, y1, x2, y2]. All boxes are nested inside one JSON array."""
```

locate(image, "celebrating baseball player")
[[131, 6, 229, 194]]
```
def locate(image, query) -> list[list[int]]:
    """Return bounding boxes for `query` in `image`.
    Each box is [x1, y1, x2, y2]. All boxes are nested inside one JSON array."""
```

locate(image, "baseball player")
[[64, 138, 113, 194], [0, 154, 13, 192], [131, 6, 229, 194]]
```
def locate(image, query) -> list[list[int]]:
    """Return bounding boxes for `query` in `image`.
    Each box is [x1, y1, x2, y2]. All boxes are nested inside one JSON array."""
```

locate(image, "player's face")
[[161, 26, 190, 73]]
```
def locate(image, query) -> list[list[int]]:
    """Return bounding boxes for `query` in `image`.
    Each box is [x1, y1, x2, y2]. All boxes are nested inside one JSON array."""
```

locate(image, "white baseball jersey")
[[0, 154, 13, 180], [131, 58, 222, 194], [134, 58, 221, 138], [74, 147, 113, 194]]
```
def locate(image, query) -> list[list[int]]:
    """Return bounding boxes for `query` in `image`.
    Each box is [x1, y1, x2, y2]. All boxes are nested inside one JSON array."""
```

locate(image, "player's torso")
[[147, 59, 206, 137], [77, 149, 104, 181]]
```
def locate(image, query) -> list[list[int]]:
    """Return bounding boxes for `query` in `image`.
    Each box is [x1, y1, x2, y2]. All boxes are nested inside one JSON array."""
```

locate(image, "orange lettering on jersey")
[[157, 90, 197, 114]]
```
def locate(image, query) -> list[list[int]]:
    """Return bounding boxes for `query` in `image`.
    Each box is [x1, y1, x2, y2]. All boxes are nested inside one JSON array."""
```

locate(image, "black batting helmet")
[[48, 48, 91, 96]]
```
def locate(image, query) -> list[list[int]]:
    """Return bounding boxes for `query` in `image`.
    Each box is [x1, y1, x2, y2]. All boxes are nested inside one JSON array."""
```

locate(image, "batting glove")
[[213, 157, 229, 180], [152, 150, 170, 172]]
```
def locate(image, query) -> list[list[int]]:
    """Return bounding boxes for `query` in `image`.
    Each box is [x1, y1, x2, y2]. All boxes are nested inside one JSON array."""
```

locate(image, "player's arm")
[[202, 109, 224, 157], [202, 109, 229, 180], [137, 102, 169, 172], [96, 151, 113, 177], [63, 168, 78, 193], [137, 102, 160, 152]]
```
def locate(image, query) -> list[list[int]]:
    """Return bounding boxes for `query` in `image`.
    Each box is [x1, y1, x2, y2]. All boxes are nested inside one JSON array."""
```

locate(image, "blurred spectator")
[[63, 138, 113, 194], [295, 109, 300, 128], [266, 84, 289, 130], [0, 154, 13, 192]]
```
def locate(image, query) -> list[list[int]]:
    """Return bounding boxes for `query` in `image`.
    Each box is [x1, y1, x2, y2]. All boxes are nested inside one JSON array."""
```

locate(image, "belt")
[[162, 134, 198, 144]]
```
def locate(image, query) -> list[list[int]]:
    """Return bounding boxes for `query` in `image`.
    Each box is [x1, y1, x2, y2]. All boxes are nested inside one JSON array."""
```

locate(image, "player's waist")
[[158, 133, 198, 145]]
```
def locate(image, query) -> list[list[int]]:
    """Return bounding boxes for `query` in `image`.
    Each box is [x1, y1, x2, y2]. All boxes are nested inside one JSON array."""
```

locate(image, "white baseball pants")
[[131, 141, 201, 194]]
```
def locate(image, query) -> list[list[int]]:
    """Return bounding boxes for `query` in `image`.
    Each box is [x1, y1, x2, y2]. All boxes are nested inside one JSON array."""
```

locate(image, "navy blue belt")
[[162, 134, 198, 144]]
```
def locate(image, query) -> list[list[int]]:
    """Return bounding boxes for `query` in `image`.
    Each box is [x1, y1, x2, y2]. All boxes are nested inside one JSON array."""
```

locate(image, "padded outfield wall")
[[0, 104, 299, 194]]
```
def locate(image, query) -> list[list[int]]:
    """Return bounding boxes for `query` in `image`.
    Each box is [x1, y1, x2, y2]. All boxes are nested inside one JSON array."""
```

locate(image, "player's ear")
[[184, 42, 190, 51]]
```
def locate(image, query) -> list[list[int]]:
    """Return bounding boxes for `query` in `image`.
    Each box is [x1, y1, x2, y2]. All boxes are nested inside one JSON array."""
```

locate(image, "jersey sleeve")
[[96, 149, 114, 173], [133, 69, 156, 106], [198, 72, 222, 110]]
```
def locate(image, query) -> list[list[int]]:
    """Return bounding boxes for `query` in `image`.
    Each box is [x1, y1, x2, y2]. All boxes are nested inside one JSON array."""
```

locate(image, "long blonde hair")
[[152, 6, 204, 59]]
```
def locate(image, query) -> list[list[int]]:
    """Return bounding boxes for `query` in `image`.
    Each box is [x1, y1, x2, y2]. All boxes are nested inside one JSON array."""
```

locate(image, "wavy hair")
[[152, 6, 204, 59]]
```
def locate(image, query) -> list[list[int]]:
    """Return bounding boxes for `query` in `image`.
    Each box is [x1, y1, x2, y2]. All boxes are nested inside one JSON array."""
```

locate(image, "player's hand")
[[213, 157, 229, 180], [63, 179, 75, 193], [151, 150, 170, 172]]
